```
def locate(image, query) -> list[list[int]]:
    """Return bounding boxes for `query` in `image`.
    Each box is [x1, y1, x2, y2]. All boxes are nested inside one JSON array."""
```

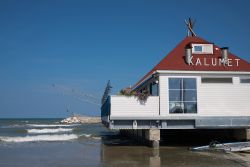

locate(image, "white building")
[[101, 36, 250, 144]]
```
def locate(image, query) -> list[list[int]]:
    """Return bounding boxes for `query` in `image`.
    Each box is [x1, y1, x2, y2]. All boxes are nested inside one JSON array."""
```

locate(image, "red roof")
[[133, 36, 250, 89]]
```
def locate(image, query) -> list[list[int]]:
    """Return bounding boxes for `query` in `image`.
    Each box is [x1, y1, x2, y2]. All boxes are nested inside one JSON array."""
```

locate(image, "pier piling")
[[120, 129, 160, 148]]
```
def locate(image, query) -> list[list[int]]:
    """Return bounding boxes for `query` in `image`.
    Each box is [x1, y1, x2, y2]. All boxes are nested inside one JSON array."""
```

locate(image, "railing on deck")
[[101, 95, 159, 122]]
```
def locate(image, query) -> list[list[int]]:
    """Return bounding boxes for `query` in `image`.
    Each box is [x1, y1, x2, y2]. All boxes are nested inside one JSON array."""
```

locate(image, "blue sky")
[[0, 0, 249, 118]]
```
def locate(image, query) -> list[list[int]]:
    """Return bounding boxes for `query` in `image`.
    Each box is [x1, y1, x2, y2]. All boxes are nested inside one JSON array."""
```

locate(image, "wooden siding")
[[159, 76, 168, 116], [110, 96, 159, 117], [198, 77, 250, 116], [159, 75, 250, 117]]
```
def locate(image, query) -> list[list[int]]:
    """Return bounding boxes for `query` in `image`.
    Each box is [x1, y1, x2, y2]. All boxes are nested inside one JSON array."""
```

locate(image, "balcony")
[[101, 95, 160, 124]]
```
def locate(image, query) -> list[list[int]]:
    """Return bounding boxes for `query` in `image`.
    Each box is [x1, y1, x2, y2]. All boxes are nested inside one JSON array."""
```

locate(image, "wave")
[[21, 121, 29, 123], [92, 136, 102, 140], [27, 124, 80, 127], [78, 133, 92, 138], [27, 128, 73, 134], [0, 134, 78, 143]]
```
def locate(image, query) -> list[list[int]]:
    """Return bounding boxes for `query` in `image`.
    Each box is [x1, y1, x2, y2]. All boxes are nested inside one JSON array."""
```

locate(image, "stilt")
[[149, 149, 161, 167], [234, 129, 250, 141], [145, 129, 160, 148], [120, 129, 160, 148]]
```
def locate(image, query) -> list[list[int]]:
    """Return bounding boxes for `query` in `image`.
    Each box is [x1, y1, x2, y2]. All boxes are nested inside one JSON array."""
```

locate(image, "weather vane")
[[185, 18, 197, 36]]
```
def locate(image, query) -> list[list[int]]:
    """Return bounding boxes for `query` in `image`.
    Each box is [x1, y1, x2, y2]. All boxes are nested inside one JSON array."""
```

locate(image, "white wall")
[[159, 76, 168, 116], [110, 96, 159, 117], [158, 74, 250, 117], [198, 77, 250, 116]]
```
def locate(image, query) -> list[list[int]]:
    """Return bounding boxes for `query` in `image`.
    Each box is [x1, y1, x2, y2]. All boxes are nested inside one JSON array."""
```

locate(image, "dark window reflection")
[[169, 90, 182, 101], [169, 78, 182, 89], [169, 102, 184, 113], [184, 102, 197, 113], [183, 78, 196, 89], [183, 90, 197, 101]]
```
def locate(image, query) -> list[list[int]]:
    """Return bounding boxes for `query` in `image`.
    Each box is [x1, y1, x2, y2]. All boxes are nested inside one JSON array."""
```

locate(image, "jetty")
[[61, 116, 101, 124]]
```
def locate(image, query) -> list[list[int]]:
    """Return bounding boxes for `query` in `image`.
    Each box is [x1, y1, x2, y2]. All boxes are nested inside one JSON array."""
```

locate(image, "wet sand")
[[102, 145, 250, 167]]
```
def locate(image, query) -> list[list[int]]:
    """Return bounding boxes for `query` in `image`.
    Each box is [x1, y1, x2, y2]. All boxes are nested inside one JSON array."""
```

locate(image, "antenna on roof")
[[185, 18, 197, 37]]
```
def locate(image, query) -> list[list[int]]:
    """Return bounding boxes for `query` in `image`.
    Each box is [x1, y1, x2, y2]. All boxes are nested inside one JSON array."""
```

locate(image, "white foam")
[[27, 124, 80, 127], [80, 134, 92, 138], [21, 121, 29, 123], [0, 134, 78, 143], [92, 136, 101, 140], [27, 128, 73, 134]]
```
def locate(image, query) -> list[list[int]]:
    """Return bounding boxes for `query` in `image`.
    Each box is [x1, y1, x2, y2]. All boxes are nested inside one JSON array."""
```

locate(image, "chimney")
[[185, 45, 192, 65], [221, 47, 229, 64]]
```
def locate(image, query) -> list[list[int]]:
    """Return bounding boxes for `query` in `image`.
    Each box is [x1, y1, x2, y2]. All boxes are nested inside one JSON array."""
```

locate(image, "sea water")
[[0, 118, 249, 167]]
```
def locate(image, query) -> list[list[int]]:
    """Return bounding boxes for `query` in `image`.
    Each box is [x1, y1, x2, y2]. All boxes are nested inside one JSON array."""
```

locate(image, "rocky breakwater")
[[60, 116, 101, 124]]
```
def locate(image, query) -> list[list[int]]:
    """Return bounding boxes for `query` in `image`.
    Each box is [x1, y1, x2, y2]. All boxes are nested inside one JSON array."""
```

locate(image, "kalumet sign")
[[187, 57, 240, 67], [185, 44, 241, 67]]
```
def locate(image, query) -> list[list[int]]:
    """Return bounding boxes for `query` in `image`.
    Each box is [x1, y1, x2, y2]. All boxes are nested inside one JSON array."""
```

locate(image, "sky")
[[0, 0, 250, 118]]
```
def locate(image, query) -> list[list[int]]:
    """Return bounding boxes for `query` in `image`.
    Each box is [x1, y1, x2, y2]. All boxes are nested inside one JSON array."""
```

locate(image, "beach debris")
[[191, 141, 250, 152], [61, 116, 80, 124]]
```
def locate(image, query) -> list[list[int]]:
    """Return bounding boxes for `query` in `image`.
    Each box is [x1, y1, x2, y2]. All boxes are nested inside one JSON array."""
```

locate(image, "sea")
[[0, 118, 250, 167]]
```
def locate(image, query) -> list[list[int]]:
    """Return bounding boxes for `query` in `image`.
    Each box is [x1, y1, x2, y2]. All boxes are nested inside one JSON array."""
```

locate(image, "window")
[[240, 78, 250, 83], [150, 82, 158, 96], [191, 44, 213, 54], [201, 78, 232, 83], [169, 78, 197, 114]]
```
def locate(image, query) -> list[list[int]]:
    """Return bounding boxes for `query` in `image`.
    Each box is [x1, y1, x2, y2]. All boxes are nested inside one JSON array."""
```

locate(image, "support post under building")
[[145, 129, 160, 148], [120, 129, 160, 148], [234, 129, 250, 141]]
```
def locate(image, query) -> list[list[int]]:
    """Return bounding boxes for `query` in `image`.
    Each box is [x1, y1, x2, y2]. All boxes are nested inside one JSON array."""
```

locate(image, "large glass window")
[[169, 78, 197, 114]]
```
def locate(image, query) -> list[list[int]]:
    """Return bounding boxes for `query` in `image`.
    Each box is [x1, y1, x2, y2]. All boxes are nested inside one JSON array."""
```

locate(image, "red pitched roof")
[[133, 36, 250, 89]]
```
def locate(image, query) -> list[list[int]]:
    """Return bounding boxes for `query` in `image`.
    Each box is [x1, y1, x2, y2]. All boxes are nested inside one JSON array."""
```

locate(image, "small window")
[[240, 78, 250, 83], [192, 44, 213, 54], [201, 78, 232, 83], [150, 82, 158, 96]]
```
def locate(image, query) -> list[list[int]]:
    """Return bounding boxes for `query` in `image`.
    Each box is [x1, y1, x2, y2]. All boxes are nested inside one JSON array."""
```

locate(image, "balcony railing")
[[101, 95, 160, 122]]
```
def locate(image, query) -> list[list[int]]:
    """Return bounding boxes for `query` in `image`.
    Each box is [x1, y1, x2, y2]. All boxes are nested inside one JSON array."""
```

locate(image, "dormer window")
[[192, 44, 213, 54]]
